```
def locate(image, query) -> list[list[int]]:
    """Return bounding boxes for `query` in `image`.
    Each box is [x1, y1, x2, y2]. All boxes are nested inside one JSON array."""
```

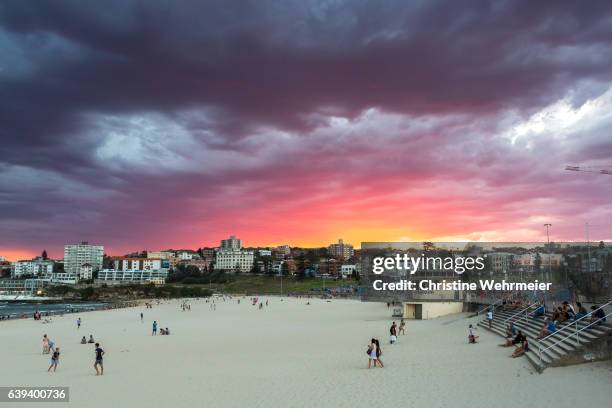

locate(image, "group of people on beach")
[[367, 339, 384, 368], [498, 324, 529, 358], [535, 301, 607, 339], [151, 320, 171, 335], [42, 333, 105, 375], [366, 318, 407, 368], [81, 335, 95, 344], [388, 319, 406, 344]]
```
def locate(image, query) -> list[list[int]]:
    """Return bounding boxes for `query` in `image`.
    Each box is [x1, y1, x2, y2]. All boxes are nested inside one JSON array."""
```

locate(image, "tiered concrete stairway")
[[477, 304, 612, 372]]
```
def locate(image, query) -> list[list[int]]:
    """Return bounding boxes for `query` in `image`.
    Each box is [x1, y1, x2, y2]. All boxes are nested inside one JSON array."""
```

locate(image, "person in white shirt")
[[468, 324, 479, 344], [486, 310, 493, 329]]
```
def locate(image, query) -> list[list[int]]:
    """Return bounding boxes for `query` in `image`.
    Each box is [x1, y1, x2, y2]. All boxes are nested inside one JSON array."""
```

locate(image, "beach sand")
[[1, 297, 611, 408]]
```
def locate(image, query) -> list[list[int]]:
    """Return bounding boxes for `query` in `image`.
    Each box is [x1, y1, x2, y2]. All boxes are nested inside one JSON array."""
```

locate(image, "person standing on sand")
[[77, 317, 81, 329], [43, 334, 50, 354], [152, 320, 158, 336], [94, 343, 105, 375], [140, 312, 143, 322], [48, 347, 60, 372]]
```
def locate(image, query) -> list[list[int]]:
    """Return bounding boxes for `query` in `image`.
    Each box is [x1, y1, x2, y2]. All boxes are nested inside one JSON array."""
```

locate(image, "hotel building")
[[64, 242, 103, 274], [328, 239, 354, 259]]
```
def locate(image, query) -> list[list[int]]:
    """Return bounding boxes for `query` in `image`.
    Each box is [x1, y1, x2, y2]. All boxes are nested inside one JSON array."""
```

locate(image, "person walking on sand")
[[367, 338, 378, 368], [152, 320, 158, 336], [375, 339, 384, 368], [94, 343, 105, 375], [48, 347, 60, 372], [390, 321, 397, 344], [43, 334, 50, 354], [77, 317, 81, 329], [399, 319, 406, 335]]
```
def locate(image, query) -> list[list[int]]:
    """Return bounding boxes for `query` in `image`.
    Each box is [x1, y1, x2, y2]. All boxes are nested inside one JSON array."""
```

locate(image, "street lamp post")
[[544, 223, 552, 302], [585, 222, 591, 273]]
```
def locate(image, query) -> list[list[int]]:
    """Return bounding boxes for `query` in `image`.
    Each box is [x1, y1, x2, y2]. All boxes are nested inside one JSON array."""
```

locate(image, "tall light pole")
[[585, 222, 591, 274], [544, 224, 552, 298], [279, 262, 283, 299]]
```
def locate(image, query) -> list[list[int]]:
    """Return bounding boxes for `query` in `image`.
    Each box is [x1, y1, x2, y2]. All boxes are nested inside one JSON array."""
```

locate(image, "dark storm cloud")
[[3, 0, 612, 148], [1, 0, 612, 254]]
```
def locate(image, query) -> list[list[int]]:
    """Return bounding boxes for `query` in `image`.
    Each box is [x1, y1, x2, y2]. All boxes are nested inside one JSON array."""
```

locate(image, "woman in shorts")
[[367, 338, 378, 368], [48, 347, 60, 372]]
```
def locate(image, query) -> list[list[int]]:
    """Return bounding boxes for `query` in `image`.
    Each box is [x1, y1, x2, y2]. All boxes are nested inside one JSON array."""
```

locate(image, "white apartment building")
[[11, 258, 54, 278], [64, 242, 103, 274], [113, 257, 163, 271], [215, 250, 254, 273], [97, 269, 169, 283], [258, 249, 272, 257], [220, 235, 241, 250], [328, 239, 354, 259]]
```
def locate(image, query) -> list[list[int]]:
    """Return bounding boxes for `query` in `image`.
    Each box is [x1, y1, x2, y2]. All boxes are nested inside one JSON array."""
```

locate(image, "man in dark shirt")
[[94, 343, 105, 376], [591, 305, 607, 325]]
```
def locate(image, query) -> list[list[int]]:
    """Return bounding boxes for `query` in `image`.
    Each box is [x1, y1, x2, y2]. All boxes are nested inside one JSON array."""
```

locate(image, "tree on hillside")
[[41, 250, 48, 260], [296, 253, 307, 280]]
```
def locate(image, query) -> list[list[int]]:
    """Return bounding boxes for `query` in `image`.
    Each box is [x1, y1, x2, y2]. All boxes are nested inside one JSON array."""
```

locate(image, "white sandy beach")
[[1, 297, 611, 408]]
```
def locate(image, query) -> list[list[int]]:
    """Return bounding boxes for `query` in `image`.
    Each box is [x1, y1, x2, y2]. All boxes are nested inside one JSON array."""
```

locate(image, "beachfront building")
[[11, 257, 54, 278], [97, 268, 170, 284], [112, 257, 163, 271], [215, 249, 254, 272], [214, 236, 254, 273], [328, 239, 354, 259], [64, 242, 103, 274]]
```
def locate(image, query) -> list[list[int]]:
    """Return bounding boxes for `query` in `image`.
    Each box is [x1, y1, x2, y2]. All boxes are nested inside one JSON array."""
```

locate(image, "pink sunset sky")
[[1, 1, 611, 261]]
